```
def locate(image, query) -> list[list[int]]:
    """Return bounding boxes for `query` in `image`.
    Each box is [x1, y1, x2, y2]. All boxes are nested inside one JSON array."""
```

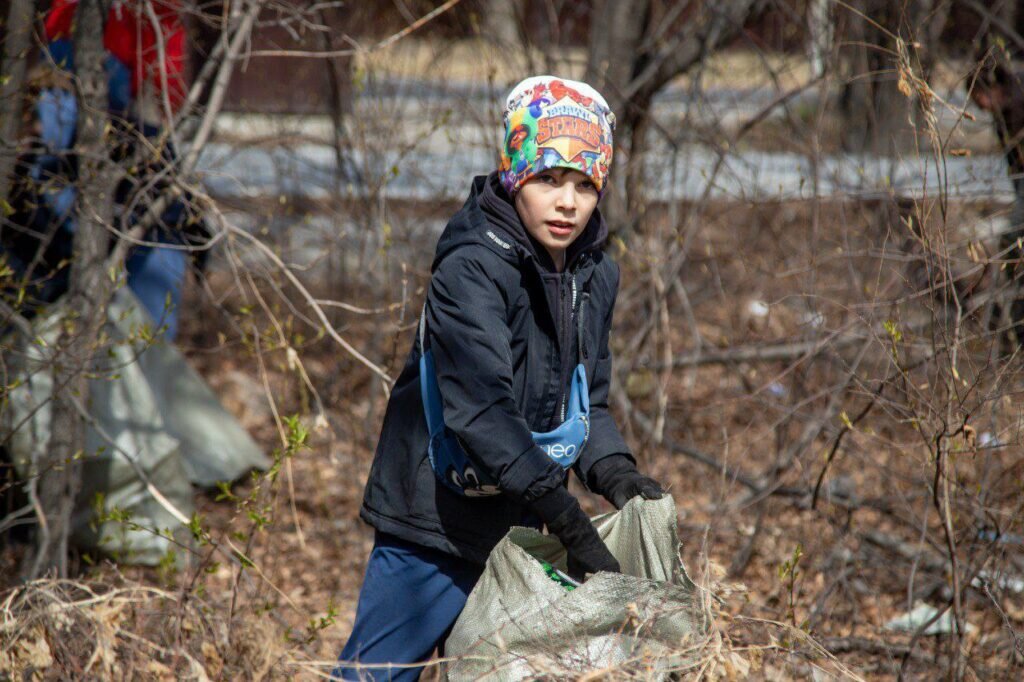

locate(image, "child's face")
[[514, 167, 599, 270]]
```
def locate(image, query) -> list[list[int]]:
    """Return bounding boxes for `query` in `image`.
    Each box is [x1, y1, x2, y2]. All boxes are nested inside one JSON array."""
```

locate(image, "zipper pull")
[[579, 292, 589, 360]]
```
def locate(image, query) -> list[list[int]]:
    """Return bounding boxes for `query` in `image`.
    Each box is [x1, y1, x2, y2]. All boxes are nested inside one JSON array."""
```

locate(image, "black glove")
[[589, 455, 664, 510], [530, 487, 620, 581]]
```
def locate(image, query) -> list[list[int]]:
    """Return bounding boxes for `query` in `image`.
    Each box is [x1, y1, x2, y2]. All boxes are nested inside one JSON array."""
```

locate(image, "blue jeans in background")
[[127, 245, 188, 341]]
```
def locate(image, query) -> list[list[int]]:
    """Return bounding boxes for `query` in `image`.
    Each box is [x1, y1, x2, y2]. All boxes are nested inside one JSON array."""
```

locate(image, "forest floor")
[[4, 195, 1024, 680]]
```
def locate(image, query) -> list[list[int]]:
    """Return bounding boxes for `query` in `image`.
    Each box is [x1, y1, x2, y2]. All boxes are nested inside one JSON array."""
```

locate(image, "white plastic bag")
[[444, 496, 707, 680]]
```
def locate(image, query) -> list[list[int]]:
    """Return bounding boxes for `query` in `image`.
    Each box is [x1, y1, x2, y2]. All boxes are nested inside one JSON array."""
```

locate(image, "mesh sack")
[[444, 496, 708, 680]]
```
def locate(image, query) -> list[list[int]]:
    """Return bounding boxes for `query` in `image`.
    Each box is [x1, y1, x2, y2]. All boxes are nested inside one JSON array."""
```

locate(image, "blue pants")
[[333, 532, 483, 681], [127, 245, 187, 341]]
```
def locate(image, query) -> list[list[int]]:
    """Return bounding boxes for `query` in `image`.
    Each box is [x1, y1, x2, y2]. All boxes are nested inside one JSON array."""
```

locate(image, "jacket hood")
[[431, 172, 609, 272]]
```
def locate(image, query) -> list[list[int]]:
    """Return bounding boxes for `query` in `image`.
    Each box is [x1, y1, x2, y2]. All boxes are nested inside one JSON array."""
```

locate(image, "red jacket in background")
[[44, 0, 187, 111]]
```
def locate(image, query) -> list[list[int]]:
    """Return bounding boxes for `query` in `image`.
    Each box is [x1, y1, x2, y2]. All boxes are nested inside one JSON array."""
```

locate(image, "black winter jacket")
[[359, 173, 632, 564]]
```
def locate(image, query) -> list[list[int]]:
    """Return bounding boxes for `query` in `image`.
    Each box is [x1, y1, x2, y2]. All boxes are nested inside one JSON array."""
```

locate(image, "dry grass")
[[0, 578, 277, 679], [9, 195, 1021, 678]]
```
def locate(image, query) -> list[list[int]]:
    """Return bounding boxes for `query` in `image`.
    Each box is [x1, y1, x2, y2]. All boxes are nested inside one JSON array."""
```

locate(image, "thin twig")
[[246, 0, 463, 58]]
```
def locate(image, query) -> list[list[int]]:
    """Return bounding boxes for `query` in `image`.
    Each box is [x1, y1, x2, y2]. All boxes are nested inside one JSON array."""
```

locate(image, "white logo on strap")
[[541, 442, 577, 461]]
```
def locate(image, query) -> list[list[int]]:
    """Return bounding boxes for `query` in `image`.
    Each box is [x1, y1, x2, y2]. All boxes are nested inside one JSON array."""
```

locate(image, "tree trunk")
[[808, 0, 834, 78], [483, 0, 523, 50], [319, 5, 354, 315], [839, 0, 920, 154], [916, 0, 952, 83], [0, 0, 35, 228], [585, 0, 757, 240], [25, 0, 115, 579], [585, 0, 651, 238]]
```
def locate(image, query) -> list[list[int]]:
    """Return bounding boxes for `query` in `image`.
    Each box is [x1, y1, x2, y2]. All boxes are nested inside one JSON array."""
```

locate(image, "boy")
[[336, 76, 664, 680]]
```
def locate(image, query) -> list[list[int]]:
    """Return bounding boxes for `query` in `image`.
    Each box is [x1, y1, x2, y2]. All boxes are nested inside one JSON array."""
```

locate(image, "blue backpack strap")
[[420, 289, 592, 486], [418, 304, 446, 438], [418, 302, 501, 496], [418, 302, 426, 355], [420, 352, 448, 438], [567, 362, 589, 415]]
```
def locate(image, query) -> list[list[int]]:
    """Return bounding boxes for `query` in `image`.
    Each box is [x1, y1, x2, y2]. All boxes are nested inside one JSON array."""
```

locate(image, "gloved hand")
[[588, 455, 664, 510], [530, 487, 620, 581]]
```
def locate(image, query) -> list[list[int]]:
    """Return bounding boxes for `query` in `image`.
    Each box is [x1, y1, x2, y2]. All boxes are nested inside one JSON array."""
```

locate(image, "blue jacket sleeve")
[[575, 263, 634, 485], [426, 250, 566, 503]]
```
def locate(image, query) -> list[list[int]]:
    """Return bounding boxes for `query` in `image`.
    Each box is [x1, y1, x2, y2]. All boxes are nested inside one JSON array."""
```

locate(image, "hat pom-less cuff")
[[500, 163, 605, 197]]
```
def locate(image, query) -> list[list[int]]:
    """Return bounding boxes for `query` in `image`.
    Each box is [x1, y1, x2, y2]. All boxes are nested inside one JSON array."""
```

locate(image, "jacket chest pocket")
[[517, 316, 569, 430], [508, 306, 543, 424], [579, 291, 603, 380]]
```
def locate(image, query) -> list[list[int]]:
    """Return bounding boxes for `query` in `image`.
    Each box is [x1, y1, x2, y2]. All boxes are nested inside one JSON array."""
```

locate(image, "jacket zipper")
[[560, 273, 579, 424]]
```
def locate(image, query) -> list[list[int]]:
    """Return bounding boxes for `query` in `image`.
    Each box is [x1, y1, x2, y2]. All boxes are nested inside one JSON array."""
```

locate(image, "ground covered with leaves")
[[3, 197, 1024, 680]]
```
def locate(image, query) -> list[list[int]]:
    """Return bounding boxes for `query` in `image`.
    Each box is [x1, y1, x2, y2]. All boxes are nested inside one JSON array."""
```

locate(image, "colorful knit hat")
[[499, 76, 615, 195]]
